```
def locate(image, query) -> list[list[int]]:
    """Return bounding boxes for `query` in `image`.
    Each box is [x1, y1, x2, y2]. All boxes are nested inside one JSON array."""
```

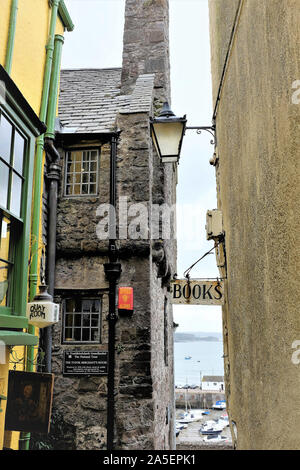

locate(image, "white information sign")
[[170, 279, 224, 305]]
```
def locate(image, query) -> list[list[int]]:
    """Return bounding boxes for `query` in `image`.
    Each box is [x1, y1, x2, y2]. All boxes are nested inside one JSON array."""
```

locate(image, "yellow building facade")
[[0, 0, 73, 450]]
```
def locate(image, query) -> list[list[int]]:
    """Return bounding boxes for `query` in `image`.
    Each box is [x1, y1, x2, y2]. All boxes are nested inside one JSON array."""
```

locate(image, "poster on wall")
[[5, 370, 54, 434]]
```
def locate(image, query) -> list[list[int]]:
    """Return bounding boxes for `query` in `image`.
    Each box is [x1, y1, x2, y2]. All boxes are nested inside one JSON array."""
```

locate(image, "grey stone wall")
[[50, 0, 176, 450], [121, 0, 170, 105]]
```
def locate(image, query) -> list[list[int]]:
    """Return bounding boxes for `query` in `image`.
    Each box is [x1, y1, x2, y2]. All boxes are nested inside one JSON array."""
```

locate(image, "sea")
[[174, 331, 224, 387]]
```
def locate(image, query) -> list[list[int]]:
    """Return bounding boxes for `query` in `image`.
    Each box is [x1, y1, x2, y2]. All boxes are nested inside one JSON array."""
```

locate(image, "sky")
[[62, 0, 222, 333]]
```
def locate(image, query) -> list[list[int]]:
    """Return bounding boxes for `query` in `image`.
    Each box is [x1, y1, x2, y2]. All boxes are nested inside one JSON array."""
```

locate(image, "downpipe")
[[104, 135, 121, 450]]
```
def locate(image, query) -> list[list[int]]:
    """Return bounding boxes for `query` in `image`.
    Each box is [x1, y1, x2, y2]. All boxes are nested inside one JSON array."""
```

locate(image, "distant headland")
[[174, 332, 221, 343]]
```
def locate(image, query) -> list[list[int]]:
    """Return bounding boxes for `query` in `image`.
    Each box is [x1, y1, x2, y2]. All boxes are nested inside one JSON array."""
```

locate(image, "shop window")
[[64, 149, 99, 196], [62, 297, 102, 344], [0, 109, 27, 314]]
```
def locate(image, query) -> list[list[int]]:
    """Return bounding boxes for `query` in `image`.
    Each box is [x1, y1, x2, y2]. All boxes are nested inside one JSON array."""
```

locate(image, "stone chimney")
[[121, 0, 171, 105]]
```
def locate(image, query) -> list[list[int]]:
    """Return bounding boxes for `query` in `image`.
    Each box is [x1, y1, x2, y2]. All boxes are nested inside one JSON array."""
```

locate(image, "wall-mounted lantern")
[[26, 285, 59, 328], [150, 102, 216, 164], [150, 102, 187, 163]]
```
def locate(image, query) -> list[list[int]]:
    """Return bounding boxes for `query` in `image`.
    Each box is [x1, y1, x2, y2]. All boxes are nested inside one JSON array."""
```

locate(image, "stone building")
[[208, 0, 300, 450], [45, 0, 176, 450]]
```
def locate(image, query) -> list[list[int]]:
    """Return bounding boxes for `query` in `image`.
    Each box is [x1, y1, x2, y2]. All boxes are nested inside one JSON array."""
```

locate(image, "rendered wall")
[[209, 0, 300, 449], [0, 0, 66, 451]]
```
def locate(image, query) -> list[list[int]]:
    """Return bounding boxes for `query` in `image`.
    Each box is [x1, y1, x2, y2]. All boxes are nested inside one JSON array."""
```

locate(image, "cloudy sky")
[[63, 0, 222, 332]]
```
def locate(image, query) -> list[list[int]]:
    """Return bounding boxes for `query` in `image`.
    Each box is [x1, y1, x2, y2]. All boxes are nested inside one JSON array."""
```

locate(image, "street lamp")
[[150, 102, 216, 163], [150, 102, 187, 163]]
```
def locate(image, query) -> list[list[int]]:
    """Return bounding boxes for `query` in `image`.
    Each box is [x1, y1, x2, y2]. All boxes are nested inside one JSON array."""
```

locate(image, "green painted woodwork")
[[0, 314, 28, 329], [0, 96, 37, 329], [45, 34, 65, 139], [50, 0, 74, 32], [5, 0, 19, 75], [0, 330, 38, 346], [23, 1, 62, 451], [29, 0, 60, 302]]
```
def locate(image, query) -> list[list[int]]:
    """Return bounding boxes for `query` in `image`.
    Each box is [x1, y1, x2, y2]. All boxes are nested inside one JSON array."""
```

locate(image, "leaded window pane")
[[63, 297, 101, 343], [65, 149, 99, 196]]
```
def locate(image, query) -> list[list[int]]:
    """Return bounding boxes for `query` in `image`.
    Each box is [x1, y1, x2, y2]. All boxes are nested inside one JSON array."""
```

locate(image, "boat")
[[212, 400, 226, 410], [202, 434, 228, 443], [218, 415, 229, 426], [177, 410, 203, 424], [199, 419, 226, 435], [175, 421, 188, 430], [184, 356, 192, 360], [201, 428, 223, 435]]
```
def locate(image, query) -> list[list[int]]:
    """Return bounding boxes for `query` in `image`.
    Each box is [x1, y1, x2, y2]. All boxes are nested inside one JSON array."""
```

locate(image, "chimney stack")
[[121, 0, 171, 105]]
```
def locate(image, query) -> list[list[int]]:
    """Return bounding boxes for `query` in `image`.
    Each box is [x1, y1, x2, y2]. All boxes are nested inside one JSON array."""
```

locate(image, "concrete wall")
[[209, 0, 300, 450]]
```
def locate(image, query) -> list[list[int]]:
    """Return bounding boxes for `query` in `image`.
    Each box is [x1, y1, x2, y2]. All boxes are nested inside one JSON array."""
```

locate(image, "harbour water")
[[174, 332, 224, 386]]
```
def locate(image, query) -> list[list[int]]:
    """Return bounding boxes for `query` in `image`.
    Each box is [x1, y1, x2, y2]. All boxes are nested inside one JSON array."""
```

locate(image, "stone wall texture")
[[209, 0, 300, 450], [121, 0, 170, 104], [50, 0, 176, 450]]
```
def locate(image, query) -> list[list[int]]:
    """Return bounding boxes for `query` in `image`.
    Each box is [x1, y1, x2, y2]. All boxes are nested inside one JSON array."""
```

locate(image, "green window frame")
[[0, 103, 36, 330]]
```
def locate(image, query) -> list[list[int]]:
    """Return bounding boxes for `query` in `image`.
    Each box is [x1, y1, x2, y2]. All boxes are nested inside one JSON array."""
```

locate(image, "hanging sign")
[[170, 279, 224, 305], [26, 301, 59, 328], [5, 371, 54, 434]]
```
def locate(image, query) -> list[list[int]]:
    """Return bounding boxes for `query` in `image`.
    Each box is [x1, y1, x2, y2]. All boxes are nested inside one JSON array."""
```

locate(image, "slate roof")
[[58, 68, 155, 134]]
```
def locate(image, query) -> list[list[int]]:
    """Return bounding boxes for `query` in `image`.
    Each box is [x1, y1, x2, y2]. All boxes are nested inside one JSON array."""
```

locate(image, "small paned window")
[[62, 297, 101, 344], [64, 149, 99, 196]]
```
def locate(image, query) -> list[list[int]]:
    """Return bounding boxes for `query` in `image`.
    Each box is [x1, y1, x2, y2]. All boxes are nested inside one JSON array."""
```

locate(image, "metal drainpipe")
[[42, 34, 65, 374], [29, 0, 60, 303], [19, 0, 61, 451], [5, 0, 18, 75], [104, 135, 121, 450]]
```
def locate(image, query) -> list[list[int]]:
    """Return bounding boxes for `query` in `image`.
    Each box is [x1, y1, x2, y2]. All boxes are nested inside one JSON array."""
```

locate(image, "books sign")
[[171, 279, 224, 305]]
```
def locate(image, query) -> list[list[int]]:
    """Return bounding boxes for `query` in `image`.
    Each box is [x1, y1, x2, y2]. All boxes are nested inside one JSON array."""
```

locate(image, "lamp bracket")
[[186, 126, 216, 146]]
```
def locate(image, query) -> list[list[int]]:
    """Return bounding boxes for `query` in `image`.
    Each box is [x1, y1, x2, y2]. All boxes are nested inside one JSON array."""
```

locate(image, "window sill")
[[0, 312, 28, 330], [0, 330, 38, 346]]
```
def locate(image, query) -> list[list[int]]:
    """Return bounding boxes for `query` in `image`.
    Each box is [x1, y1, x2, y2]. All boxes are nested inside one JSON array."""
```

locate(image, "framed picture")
[[5, 370, 54, 434]]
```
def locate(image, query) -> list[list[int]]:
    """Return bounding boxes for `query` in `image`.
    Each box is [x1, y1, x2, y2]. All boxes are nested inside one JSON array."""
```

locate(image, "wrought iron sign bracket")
[[186, 123, 217, 146]]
